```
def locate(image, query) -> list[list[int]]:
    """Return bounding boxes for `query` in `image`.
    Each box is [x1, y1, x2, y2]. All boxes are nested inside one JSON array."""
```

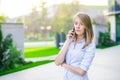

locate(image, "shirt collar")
[[72, 38, 85, 44]]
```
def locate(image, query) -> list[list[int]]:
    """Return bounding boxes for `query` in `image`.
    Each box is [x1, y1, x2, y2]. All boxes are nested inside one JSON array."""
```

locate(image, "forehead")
[[74, 16, 83, 23]]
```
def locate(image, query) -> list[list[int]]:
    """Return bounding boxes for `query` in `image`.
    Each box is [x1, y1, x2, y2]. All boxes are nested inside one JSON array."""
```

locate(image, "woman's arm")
[[62, 62, 86, 76], [55, 30, 74, 66], [55, 40, 71, 66]]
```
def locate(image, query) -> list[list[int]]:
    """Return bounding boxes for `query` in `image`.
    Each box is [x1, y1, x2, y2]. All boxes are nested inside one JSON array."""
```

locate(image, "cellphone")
[[72, 28, 75, 37]]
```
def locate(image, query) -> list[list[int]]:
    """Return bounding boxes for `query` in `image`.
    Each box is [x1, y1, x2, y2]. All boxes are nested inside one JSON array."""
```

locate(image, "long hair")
[[73, 12, 94, 49]]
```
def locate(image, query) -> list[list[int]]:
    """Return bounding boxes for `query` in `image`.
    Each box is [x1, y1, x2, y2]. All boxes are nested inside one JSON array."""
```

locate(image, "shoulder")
[[88, 41, 95, 48], [84, 41, 96, 52]]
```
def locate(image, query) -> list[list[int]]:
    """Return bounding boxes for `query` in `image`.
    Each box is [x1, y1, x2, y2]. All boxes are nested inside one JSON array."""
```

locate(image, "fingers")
[[68, 30, 74, 37], [66, 31, 74, 40]]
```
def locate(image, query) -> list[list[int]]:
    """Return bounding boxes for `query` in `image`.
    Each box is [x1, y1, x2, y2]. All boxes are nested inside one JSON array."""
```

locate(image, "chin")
[[76, 32, 80, 35], [76, 33, 83, 36]]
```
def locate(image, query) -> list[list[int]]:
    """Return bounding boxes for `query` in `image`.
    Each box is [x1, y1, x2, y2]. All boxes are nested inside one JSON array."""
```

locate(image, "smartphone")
[[72, 28, 75, 37]]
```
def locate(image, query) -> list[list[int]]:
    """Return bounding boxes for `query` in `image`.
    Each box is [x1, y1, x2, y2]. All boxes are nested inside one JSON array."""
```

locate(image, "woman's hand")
[[61, 62, 86, 76], [66, 30, 75, 43], [55, 30, 75, 66], [61, 62, 67, 68]]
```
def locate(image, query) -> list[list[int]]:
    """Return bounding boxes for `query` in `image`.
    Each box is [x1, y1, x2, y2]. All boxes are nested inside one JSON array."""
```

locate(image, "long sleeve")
[[79, 42, 96, 71]]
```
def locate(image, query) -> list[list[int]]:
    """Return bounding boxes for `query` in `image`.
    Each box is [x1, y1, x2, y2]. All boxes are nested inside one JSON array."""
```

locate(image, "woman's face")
[[74, 17, 85, 37]]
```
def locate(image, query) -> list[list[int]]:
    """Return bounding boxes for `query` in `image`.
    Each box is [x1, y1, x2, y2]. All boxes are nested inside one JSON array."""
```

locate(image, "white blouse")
[[64, 39, 96, 80]]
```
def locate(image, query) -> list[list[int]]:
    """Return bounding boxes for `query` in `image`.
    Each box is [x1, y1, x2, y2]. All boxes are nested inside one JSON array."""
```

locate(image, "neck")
[[76, 35, 84, 43]]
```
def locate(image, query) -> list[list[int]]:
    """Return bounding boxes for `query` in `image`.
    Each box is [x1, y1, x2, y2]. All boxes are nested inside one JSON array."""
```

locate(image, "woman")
[[55, 12, 96, 80]]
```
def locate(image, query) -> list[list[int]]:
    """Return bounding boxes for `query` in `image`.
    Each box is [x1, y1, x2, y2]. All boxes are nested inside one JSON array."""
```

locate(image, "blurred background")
[[0, 0, 109, 42], [0, 0, 120, 80]]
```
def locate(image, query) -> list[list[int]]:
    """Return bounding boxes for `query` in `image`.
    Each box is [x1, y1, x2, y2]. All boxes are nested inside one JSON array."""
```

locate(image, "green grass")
[[0, 46, 59, 76], [96, 42, 120, 49], [0, 60, 54, 76], [25, 46, 60, 58]]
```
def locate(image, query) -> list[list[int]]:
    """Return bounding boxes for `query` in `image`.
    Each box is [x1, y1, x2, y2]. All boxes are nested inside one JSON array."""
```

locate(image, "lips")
[[76, 30, 80, 32]]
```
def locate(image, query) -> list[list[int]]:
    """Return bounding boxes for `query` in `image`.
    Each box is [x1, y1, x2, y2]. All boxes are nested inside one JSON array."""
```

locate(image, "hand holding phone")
[[66, 28, 75, 42]]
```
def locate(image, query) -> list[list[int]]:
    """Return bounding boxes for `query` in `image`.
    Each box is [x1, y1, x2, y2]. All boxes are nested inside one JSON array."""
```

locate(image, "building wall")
[[1, 23, 24, 58], [93, 24, 108, 45], [109, 16, 116, 41], [108, 0, 120, 42]]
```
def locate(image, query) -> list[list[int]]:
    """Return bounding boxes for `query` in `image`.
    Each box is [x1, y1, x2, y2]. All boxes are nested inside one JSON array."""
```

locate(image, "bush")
[[55, 32, 60, 48], [0, 16, 6, 22], [0, 28, 28, 72], [0, 24, 2, 43], [60, 32, 66, 42], [98, 32, 115, 46]]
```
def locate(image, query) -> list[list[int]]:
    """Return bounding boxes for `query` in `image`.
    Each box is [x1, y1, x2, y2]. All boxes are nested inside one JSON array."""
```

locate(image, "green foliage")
[[0, 60, 53, 76], [0, 16, 6, 22], [96, 42, 119, 49], [60, 32, 66, 42], [0, 34, 27, 72], [55, 32, 60, 48], [98, 32, 115, 47], [51, 1, 81, 33], [92, 19, 99, 25], [107, 21, 111, 33], [16, 17, 23, 23], [0, 24, 2, 43], [24, 0, 81, 40]]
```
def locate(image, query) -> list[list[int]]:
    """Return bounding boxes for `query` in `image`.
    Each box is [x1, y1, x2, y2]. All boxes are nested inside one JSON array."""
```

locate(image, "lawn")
[[25, 46, 60, 58], [96, 42, 120, 49], [0, 60, 54, 76], [0, 46, 60, 76]]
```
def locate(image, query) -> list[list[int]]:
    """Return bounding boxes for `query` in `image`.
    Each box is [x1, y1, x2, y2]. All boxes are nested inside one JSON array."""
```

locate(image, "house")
[[108, 0, 120, 42]]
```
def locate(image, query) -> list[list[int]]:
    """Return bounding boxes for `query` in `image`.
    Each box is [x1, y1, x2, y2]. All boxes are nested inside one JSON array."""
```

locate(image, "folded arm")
[[55, 40, 71, 66], [55, 30, 74, 66]]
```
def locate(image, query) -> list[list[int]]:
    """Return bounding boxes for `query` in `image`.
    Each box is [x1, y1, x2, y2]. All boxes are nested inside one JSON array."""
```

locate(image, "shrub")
[[55, 32, 60, 48], [0, 28, 28, 72], [98, 32, 115, 46]]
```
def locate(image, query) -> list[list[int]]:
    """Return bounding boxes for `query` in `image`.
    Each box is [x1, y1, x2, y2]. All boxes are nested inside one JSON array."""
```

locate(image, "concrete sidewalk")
[[25, 55, 56, 62], [88, 45, 120, 80], [0, 63, 64, 80], [0, 45, 120, 80]]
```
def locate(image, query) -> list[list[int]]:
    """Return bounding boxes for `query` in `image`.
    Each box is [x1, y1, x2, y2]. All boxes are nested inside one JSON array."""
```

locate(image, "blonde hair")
[[73, 12, 94, 49]]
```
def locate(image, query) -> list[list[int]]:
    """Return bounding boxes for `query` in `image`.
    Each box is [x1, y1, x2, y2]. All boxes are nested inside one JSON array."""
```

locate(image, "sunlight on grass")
[[25, 46, 54, 52], [24, 46, 60, 58]]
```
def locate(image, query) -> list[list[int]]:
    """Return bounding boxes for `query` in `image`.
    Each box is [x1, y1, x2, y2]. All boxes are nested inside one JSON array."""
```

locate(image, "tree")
[[0, 15, 6, 23], [24, 7, 40, 40], [50, 0, 81, 34], [24, 1, 51, 40], [39, 1, 50, 40], [24, 0, 81, 40], [39, 1, 47, 24], [16, 17, 23, 23]]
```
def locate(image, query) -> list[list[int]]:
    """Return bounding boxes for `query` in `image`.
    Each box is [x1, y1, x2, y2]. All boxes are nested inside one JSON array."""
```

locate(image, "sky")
[[0, 0, 108, 18]]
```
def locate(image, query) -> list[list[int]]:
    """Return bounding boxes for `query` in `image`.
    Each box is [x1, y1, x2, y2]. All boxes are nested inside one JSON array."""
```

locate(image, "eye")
[[74, 22, 78, 25], [79, 23, 83, 26]]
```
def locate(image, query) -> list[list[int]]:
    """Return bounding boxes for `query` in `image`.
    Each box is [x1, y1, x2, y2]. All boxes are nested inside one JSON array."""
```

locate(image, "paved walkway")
[[24, 41, 55, 47], [0, 45, 120, 80], [25, 55, 56, 62]]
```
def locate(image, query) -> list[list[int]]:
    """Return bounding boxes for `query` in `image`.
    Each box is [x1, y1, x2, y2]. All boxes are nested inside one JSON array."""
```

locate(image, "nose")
[[76, 24, 80, 28]]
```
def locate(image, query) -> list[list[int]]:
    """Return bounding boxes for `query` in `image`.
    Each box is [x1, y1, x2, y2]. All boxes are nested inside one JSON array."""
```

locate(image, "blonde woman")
[[55, 12, 96, 80]]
